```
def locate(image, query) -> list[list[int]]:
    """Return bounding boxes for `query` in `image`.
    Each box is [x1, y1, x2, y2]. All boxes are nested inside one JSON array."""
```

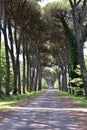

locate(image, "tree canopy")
[[0, 0, 87, 98]]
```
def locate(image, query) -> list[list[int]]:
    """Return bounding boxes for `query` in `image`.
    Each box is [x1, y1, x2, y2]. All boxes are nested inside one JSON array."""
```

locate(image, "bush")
[[69, 65, 83, 96]]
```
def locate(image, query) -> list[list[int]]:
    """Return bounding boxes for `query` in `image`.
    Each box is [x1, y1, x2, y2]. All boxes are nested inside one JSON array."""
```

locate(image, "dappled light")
[[0, 112, 78, 130], [0, 0, 87, 129], [0, 90, 80, 130]]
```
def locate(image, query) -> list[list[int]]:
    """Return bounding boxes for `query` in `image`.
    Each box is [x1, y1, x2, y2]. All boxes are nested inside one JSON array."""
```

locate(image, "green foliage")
[[75, 65, 81, 75], [43, 67, 56, 75], [0, 90, 44, 110], [71, 78, 83, 87], [57, 90, 87, 107], [0, 43, 14, 93], [54, 80, 59, 89], [9, 65, 14, 92], [70, 65, 83, 96], [70, 65, 83, 88], [0, 45, 6, 90], [84, 55, 87, 70], [60, 19, 78, 66], [42, 78, 48, 89]]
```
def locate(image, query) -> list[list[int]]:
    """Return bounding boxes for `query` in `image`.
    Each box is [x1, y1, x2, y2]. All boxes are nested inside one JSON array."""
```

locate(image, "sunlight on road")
[[9, 106, 87, 112]]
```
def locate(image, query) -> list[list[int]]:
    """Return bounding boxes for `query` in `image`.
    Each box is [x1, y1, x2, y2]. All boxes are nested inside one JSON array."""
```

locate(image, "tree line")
[[0, 0, 87, 98]]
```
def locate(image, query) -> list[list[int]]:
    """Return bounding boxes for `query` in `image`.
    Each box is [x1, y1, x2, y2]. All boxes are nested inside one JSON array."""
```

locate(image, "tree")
[[0, 0, 4, 96], [69, 0, 87, 98], [42, 2, 69, 91]]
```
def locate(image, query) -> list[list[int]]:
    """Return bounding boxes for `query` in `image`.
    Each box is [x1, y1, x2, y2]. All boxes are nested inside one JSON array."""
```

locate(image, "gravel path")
[[0, 89, 80, 130]]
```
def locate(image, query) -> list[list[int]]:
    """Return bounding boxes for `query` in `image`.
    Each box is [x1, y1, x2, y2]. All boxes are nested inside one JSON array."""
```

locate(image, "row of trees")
[[0, 0, 45, 96], [0, 0, 87, 98], [42, 0, 87, 97]]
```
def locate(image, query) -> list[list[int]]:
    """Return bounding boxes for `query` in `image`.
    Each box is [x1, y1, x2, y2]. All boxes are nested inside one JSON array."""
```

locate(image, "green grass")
[[57, 90, 87, 107], [0, 90, 44, 111]]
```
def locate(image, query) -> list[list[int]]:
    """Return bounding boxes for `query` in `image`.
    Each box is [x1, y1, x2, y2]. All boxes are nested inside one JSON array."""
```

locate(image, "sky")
[[39, 0, 58, 7]]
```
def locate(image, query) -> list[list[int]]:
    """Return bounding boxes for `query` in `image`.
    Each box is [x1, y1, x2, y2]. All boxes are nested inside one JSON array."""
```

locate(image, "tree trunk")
[[13, 25, 18, 95], [0, 23, 2, 97], [58, 72, 61, 91], [74, 19, 87, 98], [33, 51, 38, 91], [0, 0, 4, 97], [34, 69, 38, 91], [29, 48, 35, 92], [56, 68, 61, 90], [61, 69, 64, 91], [34, 57, 39, 91], [17, 41, 21, 94], [23, 41, 26, 93], [69, 0, 87, 98], [26, 43, 31, 92], [30, 66, 35, 91], [13, 66, 17, 95], [26, 56, 29, 91], [61, 65, 68, 92], [8, 21, 18, 95], [63, 65, 68, 92], [77, 40, 87, 97], [4, 22, 10, 96], [38, 67, 42, 91]]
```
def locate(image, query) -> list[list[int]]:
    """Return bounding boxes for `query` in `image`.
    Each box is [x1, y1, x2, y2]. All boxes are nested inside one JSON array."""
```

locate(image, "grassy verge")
[[0, 90, 44, 111], [57, 90, 87, 107]]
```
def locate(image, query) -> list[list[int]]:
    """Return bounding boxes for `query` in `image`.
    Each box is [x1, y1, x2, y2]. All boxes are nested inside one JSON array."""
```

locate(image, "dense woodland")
[[0, 0, 87, 98]]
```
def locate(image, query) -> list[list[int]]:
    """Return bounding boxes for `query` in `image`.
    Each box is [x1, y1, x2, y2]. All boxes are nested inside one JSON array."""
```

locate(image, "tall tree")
[[0, 0, 4, 96], [42, 2, 69, 91], [69, 0, 87, 98], [3, 20, 10, 96]]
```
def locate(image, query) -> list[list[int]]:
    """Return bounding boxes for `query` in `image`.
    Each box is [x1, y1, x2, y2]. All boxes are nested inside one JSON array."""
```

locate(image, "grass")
[[57, 90, 87, 107], [0, 90, 44, 111]]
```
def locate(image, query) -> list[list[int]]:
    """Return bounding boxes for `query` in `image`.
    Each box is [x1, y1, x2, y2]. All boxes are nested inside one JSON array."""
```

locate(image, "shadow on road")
[[0, 89, 80, 130]]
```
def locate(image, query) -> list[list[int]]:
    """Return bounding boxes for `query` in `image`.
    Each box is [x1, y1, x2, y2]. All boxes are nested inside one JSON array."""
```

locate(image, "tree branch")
[[0, 23, 4, 33], [69, 0, 74, 8], [74, 0, 76, 5], [82, 0, 87, 10], [76, 0, 82, 6]]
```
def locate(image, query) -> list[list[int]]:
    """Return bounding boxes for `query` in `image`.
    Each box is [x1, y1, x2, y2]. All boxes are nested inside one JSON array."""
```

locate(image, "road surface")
[[0, 89, 80, 130]]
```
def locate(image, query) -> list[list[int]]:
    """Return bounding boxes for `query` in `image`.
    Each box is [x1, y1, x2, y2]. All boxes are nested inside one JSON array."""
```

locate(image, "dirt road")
[[0, 89, 81, 130]]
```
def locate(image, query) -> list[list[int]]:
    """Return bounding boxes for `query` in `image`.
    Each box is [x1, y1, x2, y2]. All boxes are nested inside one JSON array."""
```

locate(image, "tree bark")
[[38, 66, 42, 91], [17, 37, 21, 94], [26, 55, 29, 91], [13, 25, 18, 95], [64, 65, 68, 92], [30, 60, 35, 91], [3, 22, 10, 96], [0, 3, 1, 97], [7, 21, 18, 95], [34, 54, 39, 91], [34, 68, 38, 91], [0, 0, 4, 97], [26, 42, 31, 92], [29, 46, 35, 92], [57, 71, 61, 91], [23, 41, 26, 93]]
